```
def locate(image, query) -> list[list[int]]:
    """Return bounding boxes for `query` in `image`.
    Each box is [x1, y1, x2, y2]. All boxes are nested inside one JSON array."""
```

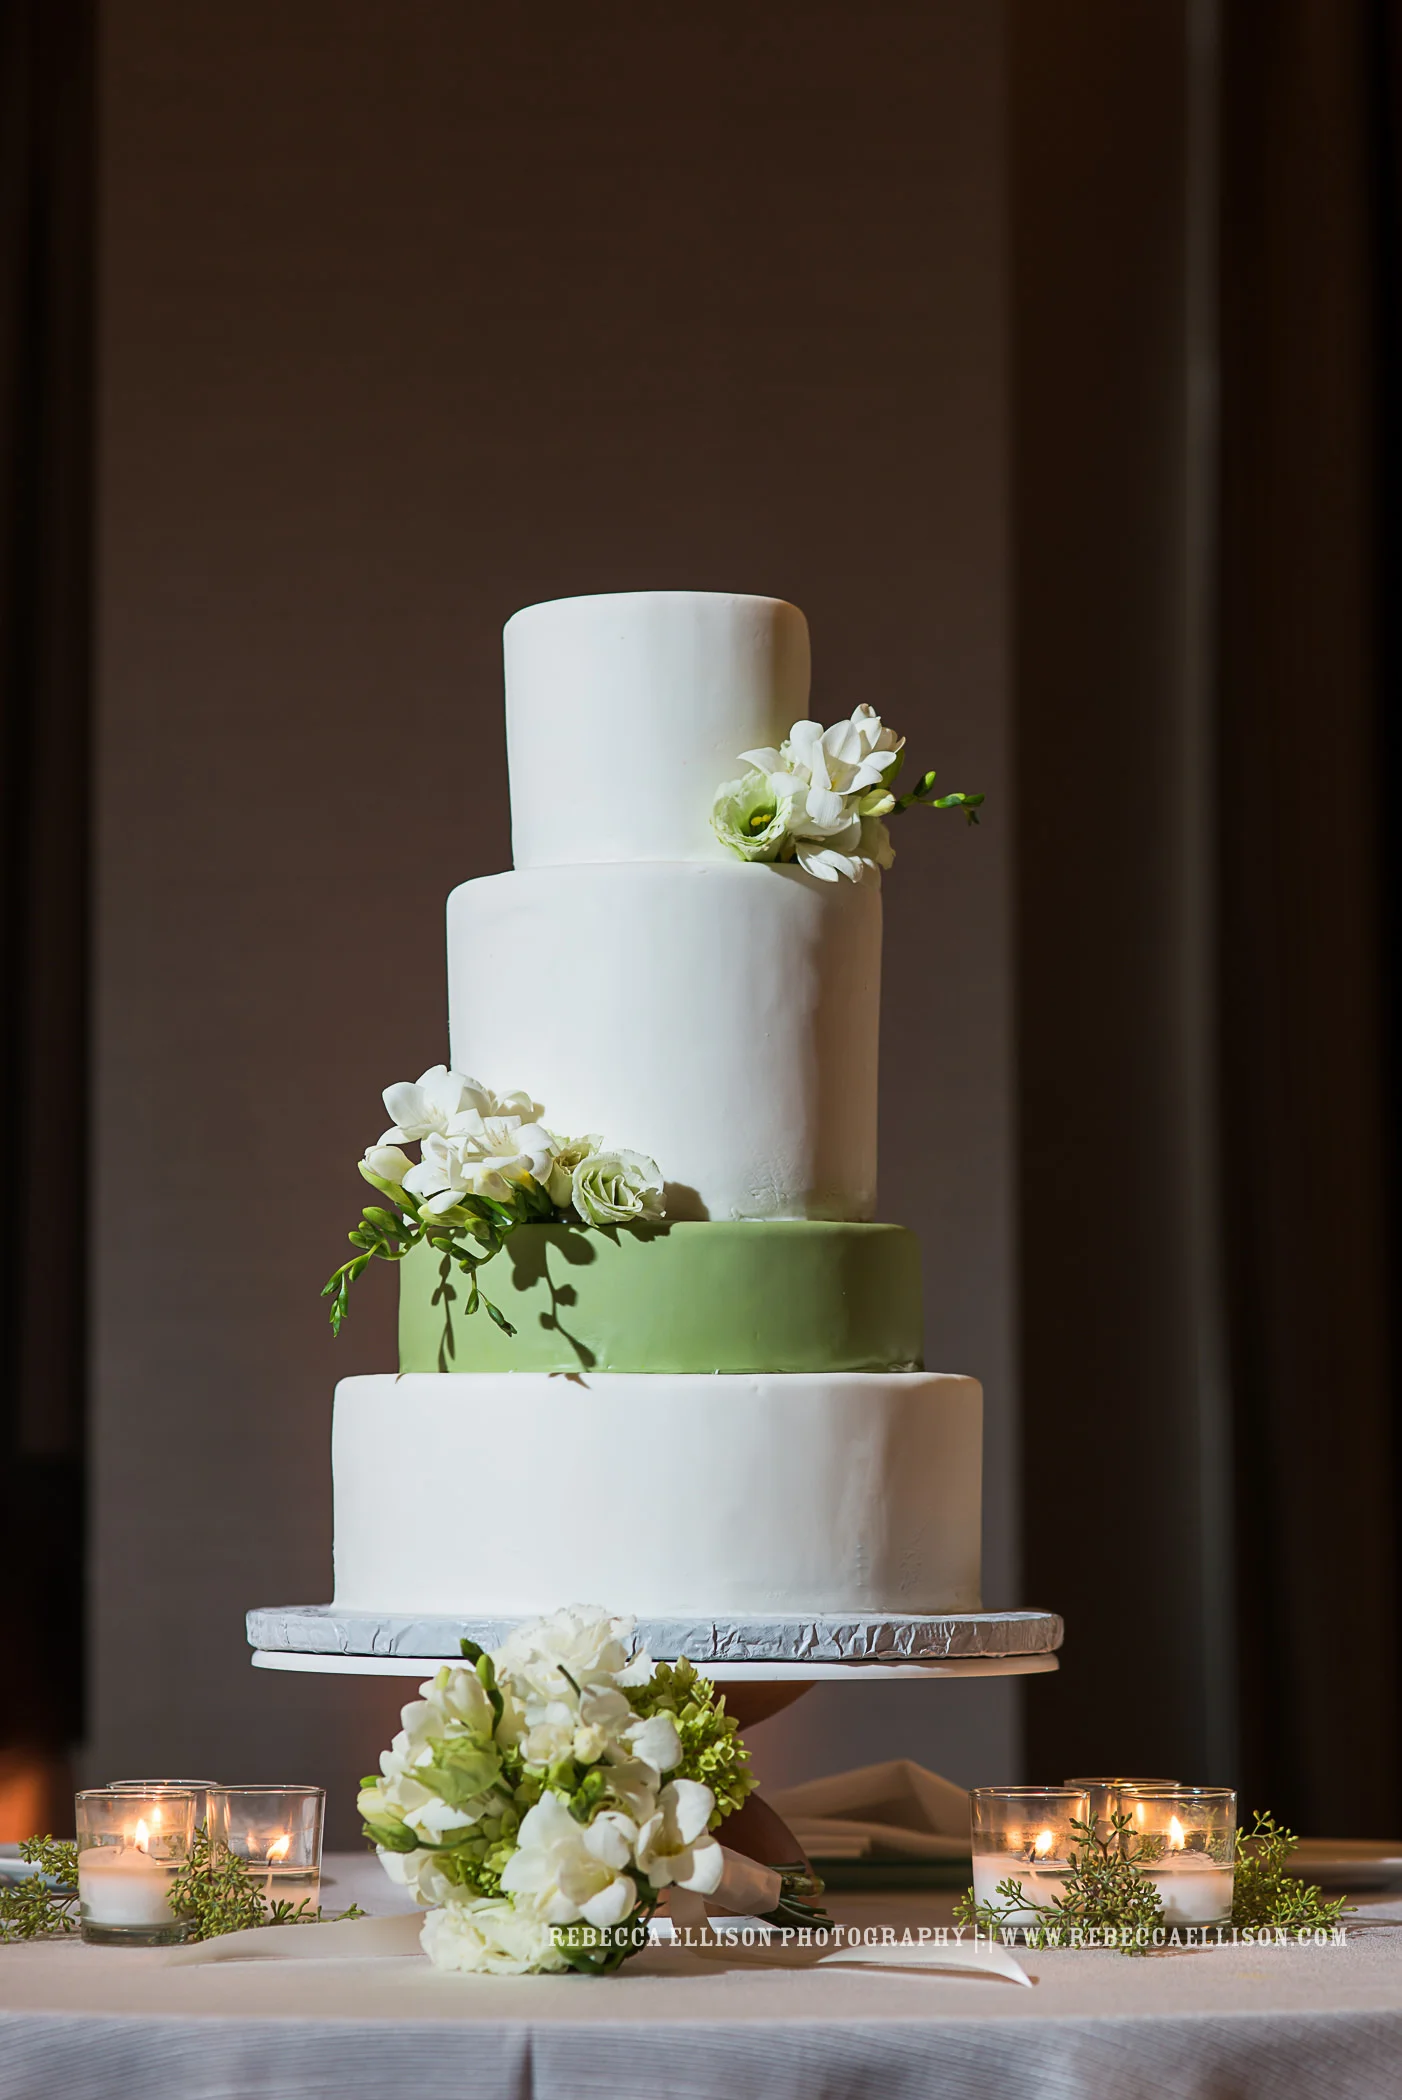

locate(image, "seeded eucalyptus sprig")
[[168, 1827, 365, 1940], [0, 1839, 79, 1941], [1231, 1811, 1352, 1933]]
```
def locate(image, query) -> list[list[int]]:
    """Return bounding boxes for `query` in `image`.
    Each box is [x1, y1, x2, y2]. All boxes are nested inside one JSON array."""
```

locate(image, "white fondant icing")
[[504, 592, 810, 867], [332, 1372, 982, 1618], [447, 860, 880, 1220]]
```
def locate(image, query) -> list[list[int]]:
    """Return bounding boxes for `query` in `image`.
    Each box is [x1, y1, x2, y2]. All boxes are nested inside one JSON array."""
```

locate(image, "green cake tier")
[[398, 1221, 924, 1376]]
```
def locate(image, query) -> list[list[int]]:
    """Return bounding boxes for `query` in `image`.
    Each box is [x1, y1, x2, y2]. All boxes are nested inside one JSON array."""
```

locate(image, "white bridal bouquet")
[[359, 1607, 758, 1975], [323, 1068, 663, 1335], [711, 703, 983, 884]]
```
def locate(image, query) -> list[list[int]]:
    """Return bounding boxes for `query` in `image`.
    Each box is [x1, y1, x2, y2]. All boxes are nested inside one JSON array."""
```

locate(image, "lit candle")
[[75, 1785, 197, 1945], [970, 1788, 1093, 1930], [209, 1786, 325, 1910], [1120, 1788, 1236, 1929], [78, 1819, 175, 1929], [971, 1825, 1076, 1926], [1141, 1813, 1235, 1926]]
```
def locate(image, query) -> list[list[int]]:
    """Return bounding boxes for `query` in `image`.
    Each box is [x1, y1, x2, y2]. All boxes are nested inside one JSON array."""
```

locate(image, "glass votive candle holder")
[[75, 1786, 197, 1946], [1117, 1785, 1236, 1927], [107, 1779, 220, 1830], [209, 1785, 325, 1909], [1064, 1776, 1181, 1834], [970, 1787, 1092, 1927]]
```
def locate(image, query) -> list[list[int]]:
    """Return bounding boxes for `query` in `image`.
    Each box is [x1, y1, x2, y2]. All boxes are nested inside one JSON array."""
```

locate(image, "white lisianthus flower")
[[570, 1149, 665, 1227], [361, 1143, 414, 1188], [541, 1134, 601, 1209], [500, 1793, 640, 1928], [633, 1778, 724, 1893], [421, 1896, 568, 1976], [710, 771, 793, 862]]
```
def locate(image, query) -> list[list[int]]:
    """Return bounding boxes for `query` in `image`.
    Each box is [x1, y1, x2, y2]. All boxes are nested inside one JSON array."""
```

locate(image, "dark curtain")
[[0, 0, 94, 1801], [1016, 0, 1399, 1835], [1216, 0, 1399, 1832]]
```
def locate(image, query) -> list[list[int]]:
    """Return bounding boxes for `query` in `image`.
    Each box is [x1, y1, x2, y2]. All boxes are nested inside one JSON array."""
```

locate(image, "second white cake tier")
[[333, 1371, 982, 1618], [447, 860, 880, 1221]]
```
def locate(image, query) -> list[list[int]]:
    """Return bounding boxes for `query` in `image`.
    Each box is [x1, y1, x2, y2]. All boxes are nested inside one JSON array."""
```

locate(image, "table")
[[4, 1855, 1402, 2099]]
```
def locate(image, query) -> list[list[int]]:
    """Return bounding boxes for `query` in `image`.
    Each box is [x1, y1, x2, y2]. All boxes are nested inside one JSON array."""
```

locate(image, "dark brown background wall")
[[91, 1, 1016, 1835]]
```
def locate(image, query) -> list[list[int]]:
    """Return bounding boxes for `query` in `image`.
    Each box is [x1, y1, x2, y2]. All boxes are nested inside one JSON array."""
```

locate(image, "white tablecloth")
[[4, 1855, 1402, 2099]]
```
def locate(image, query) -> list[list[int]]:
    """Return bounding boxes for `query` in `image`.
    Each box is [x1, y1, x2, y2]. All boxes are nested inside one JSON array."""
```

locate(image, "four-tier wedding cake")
[[329, 591, 983, 1620]]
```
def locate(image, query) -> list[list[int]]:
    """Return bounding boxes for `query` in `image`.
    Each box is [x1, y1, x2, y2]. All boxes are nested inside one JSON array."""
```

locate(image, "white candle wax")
[[972, 1853, 1074, 1926], [78, 1845, 175, 1928], [1144, 1852, 1234, 1925]]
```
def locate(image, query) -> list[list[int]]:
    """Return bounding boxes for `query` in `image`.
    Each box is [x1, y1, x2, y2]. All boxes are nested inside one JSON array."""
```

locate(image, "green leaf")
[[483, 1296, 517, 1336]]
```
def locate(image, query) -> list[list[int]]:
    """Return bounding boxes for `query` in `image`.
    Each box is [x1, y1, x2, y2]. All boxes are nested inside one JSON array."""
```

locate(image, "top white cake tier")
[[504, 591, 810, 866]]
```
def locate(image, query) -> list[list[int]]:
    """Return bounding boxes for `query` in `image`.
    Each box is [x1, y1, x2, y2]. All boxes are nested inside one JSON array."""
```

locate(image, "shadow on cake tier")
[[397, 1220, 924, 1376]]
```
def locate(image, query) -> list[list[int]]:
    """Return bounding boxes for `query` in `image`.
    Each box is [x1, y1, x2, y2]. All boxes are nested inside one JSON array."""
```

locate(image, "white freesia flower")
[[625, 1712, 683, 1775], [448, 1111, 558, 1201], [402, 1118, 556, 1214], [377, 1845, 460, 1909], [361, 1143, 414, 1187], [570, 1149, 665, 1227], [421, 1896, 568, 1976], [380, 1066, 476, 1144], [634, 1779, 724, 1892], [500, 1792, 639, 1928], [381, 1067, 545, 1145]]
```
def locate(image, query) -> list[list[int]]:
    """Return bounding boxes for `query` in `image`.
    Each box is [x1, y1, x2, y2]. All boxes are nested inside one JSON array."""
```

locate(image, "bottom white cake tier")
[[332, 1371, 982, 1618]]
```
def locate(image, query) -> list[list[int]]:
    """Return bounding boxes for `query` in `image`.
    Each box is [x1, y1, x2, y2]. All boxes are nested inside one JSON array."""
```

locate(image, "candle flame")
[[265, 1833, 292, 1864], [1168, 1815, 1186, 1850], [134, 1818, 151, 1852], [1033, 1828, 1055, 1857]]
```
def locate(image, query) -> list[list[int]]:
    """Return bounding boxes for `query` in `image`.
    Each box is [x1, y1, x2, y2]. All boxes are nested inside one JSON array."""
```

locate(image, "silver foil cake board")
[[247, 1605, 1062, 1682]]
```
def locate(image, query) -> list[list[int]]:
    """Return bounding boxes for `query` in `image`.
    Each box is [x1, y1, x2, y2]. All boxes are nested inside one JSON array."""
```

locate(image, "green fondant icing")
[[398, 1221, 924, 1376]]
